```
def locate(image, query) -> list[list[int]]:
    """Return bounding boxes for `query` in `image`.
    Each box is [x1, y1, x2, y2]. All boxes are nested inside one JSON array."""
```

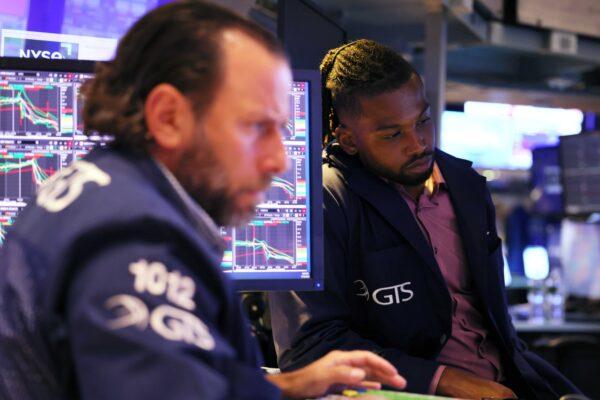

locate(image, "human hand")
[[266, 350, 406, 399], [436, 367, 517, 400]]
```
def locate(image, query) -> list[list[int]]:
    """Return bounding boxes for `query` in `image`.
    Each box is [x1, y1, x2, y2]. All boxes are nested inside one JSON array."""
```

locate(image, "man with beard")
[[0, 5, 407, 400], [269, 39, 581, 400]]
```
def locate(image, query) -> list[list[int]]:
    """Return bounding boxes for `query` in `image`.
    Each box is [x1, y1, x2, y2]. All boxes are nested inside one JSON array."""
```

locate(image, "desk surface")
[[323, 391, 458, 400], [513, 321, 600, 333]]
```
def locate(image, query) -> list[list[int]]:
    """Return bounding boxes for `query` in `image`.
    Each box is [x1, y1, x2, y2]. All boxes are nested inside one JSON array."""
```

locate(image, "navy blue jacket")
[[0, 148, 280, 400], [270, 143, 579, 399]]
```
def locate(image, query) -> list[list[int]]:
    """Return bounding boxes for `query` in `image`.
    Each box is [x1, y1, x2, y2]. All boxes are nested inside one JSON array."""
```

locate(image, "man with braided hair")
[[270, 39, 580, 400], [0, 5, 408, 399]]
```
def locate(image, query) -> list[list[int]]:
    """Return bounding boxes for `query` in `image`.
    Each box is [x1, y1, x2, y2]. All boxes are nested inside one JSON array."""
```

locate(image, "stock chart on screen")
[[221, 81, 312, 282], [0, 64, 321, 291], [0, 63, 101, 244]]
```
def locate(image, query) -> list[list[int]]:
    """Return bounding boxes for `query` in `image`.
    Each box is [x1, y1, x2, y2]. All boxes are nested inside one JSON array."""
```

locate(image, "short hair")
[[83, 0, 284, 154], [320, 39, 417, 145]]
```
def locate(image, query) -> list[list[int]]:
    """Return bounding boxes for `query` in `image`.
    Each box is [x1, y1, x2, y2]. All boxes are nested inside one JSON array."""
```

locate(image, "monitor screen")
[[560, 219, 600, 300], [441, 101, 584, 170], [0, 57, 104, 244], [223, 70, 323, 291], [560, 132, 600, 216], [530, 146, 563, 215], [278, 0, 346, 70], [0, 60, 324, 291]]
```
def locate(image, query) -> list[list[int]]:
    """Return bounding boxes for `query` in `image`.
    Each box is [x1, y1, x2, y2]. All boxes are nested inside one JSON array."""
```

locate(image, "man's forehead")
[[221, 30, 279, 70], [219, 30, 288, 88], [360, 78, 424, 108], [212, 29, 290, 118], [346, 83, 427, 128]]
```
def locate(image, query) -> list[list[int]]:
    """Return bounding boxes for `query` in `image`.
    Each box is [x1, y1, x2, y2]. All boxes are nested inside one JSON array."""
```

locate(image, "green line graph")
[[234, 238, 295, 264], [271, 176, 295, 198], [0, 212, 16, 246], [0, 157, 50, 185], [0, 84, 59, 132]]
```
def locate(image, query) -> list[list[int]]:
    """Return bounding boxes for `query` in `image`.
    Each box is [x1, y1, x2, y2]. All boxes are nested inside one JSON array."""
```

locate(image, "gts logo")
[[19, 49, 64, 59], [354, 280, 414, 306]]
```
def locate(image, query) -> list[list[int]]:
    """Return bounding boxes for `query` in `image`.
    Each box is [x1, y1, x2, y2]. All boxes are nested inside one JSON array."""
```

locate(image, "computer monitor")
[[441, 101, 584, 170], [0, 57, 102, 245], [559, 132, 600, 216], [530, 146, 563, 215], [560, 218, 600, 300], [278, 0, 346, 70], [0, 59, 324, 292], [223, 70, 323, 291]]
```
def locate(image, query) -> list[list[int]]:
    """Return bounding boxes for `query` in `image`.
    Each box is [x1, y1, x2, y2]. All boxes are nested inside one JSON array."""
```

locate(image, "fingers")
[[333, 350, 397, 375], [373, 372, 406, 390], [499, 386, 517, 399], [324, 364, 367, 387], [356, 380, 382, 390], [326, 350, 407, 390]]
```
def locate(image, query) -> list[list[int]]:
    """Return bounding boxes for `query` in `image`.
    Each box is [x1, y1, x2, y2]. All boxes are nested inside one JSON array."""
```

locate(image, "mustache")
[[405, 151, 434, 167]]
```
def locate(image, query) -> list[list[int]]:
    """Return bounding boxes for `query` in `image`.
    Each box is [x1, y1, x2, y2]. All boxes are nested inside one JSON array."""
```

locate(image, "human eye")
[[386, 130, 402, 139], [246, 121, 268, 137], [417, 116, 431, 127]]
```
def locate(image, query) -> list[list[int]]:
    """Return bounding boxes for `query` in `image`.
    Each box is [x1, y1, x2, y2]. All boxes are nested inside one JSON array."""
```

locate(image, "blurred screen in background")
[[441, 101, 584, 170], [0, 0, 173, 61]]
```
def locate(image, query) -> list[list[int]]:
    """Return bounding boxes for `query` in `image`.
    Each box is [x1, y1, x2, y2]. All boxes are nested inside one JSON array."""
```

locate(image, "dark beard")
[[393, 163, 434, 186], [172, 135, 242, 227], [359, 151, 434, 186]]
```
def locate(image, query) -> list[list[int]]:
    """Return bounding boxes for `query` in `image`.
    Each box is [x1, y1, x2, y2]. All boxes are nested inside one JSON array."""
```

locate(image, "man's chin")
[[394, 166, 434, 186]]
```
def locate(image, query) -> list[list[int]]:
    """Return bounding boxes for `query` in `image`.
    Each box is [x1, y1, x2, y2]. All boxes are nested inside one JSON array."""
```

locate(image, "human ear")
[[144, 83, 194, 151], [335, 125, 358, 155]]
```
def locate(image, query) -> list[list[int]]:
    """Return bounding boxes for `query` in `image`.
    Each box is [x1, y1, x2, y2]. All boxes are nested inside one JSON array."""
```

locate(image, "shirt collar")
[[153, 159, 225, 252], [395, 161, 445, 201], [423, 162, 445, 197]]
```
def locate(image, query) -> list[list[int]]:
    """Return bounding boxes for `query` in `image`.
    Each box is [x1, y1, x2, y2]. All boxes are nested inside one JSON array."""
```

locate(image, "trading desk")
[[513, 320, 600, 399], [322, 390, 458, 400], [513, 321, 600, 335]]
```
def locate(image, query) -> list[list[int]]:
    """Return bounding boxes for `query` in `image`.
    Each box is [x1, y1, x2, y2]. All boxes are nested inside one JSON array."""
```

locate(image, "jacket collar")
[[436, 149, 489, 301]]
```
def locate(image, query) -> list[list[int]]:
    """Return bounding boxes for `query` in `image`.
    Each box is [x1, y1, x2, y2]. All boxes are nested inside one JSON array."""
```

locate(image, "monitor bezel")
[[232, 69, 324, 292], [0, 57, 96, 73]]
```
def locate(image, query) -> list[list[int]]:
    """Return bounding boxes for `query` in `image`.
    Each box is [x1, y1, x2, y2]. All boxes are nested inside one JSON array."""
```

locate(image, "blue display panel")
[[559, 132, 600, 216], [0, 0, 29, 32], [530, 146, 563, 215], [441, 101, 584, 170], [0, 0, 172, 61], [61, 0, 163, 38]]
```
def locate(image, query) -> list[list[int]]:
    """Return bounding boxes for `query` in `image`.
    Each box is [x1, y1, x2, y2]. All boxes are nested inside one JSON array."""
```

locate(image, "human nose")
[[260, 126, 288, 175], [405, 129, 426, 157]]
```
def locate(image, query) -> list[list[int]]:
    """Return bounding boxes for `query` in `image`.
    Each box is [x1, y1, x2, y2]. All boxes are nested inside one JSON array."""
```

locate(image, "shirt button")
[[434, 246, 438, 255], [440, 334, 447, 344]]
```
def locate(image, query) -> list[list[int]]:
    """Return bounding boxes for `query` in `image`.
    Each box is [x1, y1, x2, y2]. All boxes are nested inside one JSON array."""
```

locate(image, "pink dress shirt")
[[396, 164, 503, 394]]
